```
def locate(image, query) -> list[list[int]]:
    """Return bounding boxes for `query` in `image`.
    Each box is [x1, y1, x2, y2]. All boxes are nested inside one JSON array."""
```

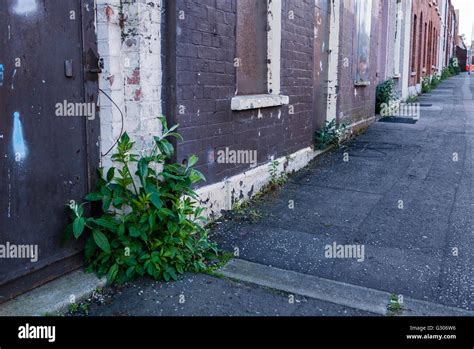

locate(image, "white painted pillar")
[[394, 0, 402, 77], [95, 0, 164, 167], [95, 0, 125, 168], [326, 0, 340, 122], [267, 0, 282, 95], [401, 0, 412, 99]]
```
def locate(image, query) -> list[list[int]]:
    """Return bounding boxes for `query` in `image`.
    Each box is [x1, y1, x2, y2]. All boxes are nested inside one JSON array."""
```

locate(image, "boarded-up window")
[[236, 0, 268, 95], [354, 0, 372, 83]]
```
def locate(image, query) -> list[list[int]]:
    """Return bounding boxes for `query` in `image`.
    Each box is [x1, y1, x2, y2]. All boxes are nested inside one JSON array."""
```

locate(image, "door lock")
[[65, 60, 74, 78]]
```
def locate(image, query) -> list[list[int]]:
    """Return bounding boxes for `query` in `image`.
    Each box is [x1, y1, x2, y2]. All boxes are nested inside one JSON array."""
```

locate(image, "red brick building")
[[445, 3, 456, 66], [408, 0, 458, 94], [409, 0, 443, 92]]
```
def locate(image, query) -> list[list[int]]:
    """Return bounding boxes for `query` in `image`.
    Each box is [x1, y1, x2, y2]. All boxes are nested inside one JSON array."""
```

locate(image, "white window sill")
[[354, 80, 370, 87], [231, 94, 289, 111]]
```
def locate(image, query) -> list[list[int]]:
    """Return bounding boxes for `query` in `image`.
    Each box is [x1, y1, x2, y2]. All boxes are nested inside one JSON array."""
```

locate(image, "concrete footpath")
[[210, 74, 474, 314], [3, 74, 472, 317]]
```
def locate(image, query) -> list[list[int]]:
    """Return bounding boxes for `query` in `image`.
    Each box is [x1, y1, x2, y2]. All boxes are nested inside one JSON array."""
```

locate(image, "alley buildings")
[[0, 0, 460, 299], [95, 0, 459, 217]]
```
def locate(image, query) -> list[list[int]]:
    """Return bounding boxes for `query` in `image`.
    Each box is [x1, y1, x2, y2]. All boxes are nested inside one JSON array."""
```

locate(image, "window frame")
[[353, 0, 373, 86], [231, 0, 289, 111]]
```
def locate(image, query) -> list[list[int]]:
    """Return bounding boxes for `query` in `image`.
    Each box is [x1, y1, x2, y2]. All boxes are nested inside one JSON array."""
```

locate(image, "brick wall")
[[172, 0, 315, 186], [409, 0, 442, 88], [446, 2, 456, 65]]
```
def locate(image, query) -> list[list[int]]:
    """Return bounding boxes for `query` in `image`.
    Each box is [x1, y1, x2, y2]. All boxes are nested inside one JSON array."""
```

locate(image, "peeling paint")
[[108, 74, 115, 86], [105, 5, 114, 22], [133, 88, 142, 101], [126, 68, 140, 85]]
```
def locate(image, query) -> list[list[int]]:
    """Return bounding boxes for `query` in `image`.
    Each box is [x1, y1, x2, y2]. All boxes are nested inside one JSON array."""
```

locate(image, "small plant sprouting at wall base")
[[441, 66, 452, 80], [269, 159, 279, 184], [376, 79, 398, 114], [269, 159, 287, 186], [65, 117, 218, 285], [405, 95, 418, 103], [430, 75, 441, 89], [68, 303, 79, 314], [232, 200, 249, 215], [421, 76, 432, 93], [314, 119, 347, 150], [386, 293, 403, 316]]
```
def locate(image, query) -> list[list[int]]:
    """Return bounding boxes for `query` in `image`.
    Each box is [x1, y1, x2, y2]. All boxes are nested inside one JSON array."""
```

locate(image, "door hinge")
[[85, 49, 103, 74]]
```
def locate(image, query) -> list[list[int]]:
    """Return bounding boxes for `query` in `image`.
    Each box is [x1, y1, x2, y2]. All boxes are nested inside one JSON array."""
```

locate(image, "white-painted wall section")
[[326, 0, 340, 122], [95, 0, 164, 168], [401, 0, 413, 100]]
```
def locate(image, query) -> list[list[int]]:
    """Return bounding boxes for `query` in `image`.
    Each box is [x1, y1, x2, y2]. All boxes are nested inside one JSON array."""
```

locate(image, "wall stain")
[[12, 0, 38, 16]]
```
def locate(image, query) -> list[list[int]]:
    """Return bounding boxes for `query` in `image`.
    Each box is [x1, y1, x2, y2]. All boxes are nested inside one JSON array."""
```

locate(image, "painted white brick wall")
[[95, 0, 163, 168], [438, 0, 448, 73], [326, 0, 340, 122]]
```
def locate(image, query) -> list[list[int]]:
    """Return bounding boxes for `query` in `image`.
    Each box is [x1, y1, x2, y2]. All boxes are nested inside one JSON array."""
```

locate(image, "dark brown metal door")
[[0, 0, 99, 302]]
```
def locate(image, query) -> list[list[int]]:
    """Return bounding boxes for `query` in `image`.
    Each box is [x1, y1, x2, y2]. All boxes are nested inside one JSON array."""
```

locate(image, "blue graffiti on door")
[[12, 112, 28, 162], [0, 64, 4, 87]]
